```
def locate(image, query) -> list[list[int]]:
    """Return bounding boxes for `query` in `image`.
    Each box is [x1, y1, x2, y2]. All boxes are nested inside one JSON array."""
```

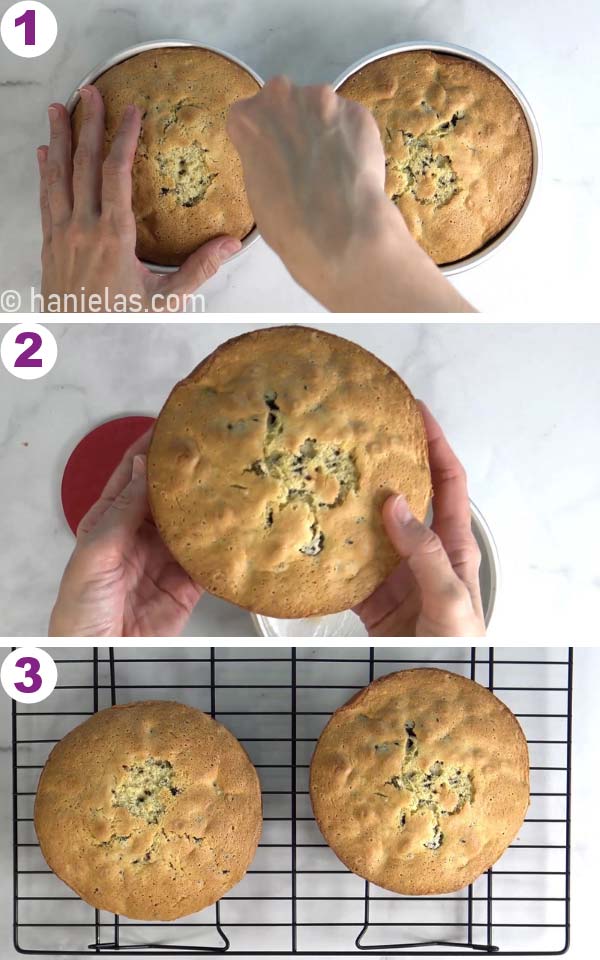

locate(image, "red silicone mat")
[[61, 416, 155, 534]]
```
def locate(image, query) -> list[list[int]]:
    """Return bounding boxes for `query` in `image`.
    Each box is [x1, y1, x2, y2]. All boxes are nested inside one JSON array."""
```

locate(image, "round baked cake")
[[34, 701, 262, 920], [72, 47, 260, 266], [338, 50, 533, 264], [310, 669, 529, 895], [147, 326, 432, 618]]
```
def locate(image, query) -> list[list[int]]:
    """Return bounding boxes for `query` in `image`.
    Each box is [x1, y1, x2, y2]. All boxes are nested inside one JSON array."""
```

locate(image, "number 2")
[[14, 9, 36, 45], [14, 331, 43, 367], [14, 656, 43, 694]]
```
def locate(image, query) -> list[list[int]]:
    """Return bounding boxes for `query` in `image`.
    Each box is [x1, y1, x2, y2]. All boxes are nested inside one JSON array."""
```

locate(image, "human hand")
[[227, 77, 395, 293], [355, 403, 485, 637], [49, 430, 202, 637], [38, 85, 241, 313], [227, 78, 472, 313]]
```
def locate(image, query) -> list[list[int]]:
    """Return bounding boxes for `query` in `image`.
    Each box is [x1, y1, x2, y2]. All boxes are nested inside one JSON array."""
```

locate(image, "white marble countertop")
[[0, 645, 598, 959], [1, 0, 599, 313], [0, 320, 599, 639]]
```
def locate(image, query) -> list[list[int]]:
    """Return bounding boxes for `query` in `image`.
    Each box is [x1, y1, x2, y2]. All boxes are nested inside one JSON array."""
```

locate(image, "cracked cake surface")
[[147, 326, 432, 618], [338, 50, 533, 264], [34, 701, 262, 920], [71, 47, 259, 266], [310, 669, 529, 895]]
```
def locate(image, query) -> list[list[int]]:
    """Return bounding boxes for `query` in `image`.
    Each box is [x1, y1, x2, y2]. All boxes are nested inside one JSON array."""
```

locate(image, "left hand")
[[49, 430, 203, 637], [38, 85, 241, 313]]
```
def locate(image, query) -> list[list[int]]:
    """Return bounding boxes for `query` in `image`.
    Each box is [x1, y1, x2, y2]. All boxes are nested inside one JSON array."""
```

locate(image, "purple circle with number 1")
[[1, 648, 57, 704], [1, 2, 57, 58]]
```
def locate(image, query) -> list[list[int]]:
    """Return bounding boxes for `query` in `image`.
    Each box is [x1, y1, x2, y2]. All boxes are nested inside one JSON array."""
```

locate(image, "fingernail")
[[132, 454, 146, 479], [124, 103, 137, 119], [392, 495, 414, 525], [218, 237, 242, 260], [79, 86, 91, 100], [48, 104, 59, 122]]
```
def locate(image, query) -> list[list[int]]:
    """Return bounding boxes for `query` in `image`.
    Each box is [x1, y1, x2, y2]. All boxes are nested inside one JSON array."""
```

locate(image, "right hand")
[[227, 77, 402, 294], [355, 403, 485, 637], [227, 77, 472, 313]]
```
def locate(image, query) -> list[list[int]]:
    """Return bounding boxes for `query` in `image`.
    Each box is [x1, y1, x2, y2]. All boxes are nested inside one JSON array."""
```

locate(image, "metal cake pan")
[[332, 40, 542, 277], [65, 39, 264, 274], [252, 499, 500, 638]]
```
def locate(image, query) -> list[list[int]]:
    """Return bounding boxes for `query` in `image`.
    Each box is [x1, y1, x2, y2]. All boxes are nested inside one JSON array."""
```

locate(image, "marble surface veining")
[[0, 321, 599, 639], [0, 0, 599, 313]]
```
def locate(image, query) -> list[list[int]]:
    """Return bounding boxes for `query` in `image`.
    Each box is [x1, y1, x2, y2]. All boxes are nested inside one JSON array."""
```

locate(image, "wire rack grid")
[[12, 647, 573, 957]]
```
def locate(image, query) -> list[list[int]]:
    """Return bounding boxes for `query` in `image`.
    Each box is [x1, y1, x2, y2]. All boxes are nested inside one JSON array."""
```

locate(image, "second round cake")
[[148, 326, 432, 617], [338, 50, 534, 265], [310, 669, 530, 895]]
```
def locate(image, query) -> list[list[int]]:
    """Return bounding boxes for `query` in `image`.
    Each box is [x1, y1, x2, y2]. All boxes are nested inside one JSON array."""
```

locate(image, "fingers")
[[42, 93, 137, 229], [80, 454, 149, 554], [101, 103, 141, 220], [382, 494, 472, 620], [46, 103, 73, 225], [264, 75, 292, 97], [100, 428, 153, 501], [245, 75, 292, 113], [227, 79, 290, 146], [37, 146, 52, 243], [159, 236, 242, 301], [227, 97, 259, 144], [419, 400, 481, 600], [77, 428, 153, 536], [298, 83, 339, 127], [352, 563, 417, 637], [228, 76, 332, 144], [419, 401, 472, 534], [72, 85, 105, 219]]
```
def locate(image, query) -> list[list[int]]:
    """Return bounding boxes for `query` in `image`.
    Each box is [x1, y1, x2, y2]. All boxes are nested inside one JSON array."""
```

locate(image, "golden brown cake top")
[[147, 326, 432, 618], [339, 50, 533, 264], [310, 669, 530, 895], [34, 701, 262, 920], [72, 47, 260, 266]]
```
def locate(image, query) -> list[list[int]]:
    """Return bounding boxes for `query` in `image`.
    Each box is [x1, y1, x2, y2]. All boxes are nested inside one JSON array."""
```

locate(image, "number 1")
[[15, 9, 35, 46]]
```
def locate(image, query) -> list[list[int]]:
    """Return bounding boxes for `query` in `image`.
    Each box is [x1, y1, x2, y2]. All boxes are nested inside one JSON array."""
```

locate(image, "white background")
[[1, 321, 599, 639], [0, 645, 598, 959], [0, 0, 599, 313]]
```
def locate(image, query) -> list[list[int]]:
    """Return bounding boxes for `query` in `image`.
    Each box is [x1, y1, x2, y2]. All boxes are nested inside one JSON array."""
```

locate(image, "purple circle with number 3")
[[14, 656, 43, 693], [1, 648, 57, 703]]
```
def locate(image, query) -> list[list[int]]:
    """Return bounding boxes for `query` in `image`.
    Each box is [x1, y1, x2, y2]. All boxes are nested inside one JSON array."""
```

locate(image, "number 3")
[[14, 9, 36, 45], [14, 656, 43, 694]]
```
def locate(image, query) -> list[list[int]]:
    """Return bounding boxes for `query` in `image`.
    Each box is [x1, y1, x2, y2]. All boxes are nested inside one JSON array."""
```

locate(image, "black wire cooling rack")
[[12, 647, 573, 956]]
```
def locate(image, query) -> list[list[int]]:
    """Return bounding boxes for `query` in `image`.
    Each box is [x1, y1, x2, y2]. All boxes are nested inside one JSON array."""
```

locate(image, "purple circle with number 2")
[[1, 322, 57, 380]]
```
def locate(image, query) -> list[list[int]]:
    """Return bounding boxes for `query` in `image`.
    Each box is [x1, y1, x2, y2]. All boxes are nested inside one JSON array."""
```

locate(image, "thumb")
[[83, 454, 149, 553], [382, 494, 465, 606], [160, 236, 242, 300]]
